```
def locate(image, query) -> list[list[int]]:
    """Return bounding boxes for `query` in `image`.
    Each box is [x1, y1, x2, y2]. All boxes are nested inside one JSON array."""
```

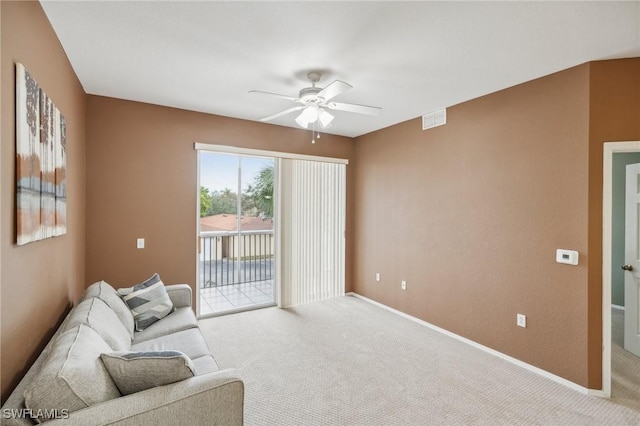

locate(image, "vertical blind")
[[280, 159, 346, 307]]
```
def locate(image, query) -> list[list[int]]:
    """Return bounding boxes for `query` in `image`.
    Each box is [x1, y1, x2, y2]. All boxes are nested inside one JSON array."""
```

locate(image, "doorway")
[[197, 151, 276, 316], [195, 142, 349, 316], [602, 141, 640, 402]]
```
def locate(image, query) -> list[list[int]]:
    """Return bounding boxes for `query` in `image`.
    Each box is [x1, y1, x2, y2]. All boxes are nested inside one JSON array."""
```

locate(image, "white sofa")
[[1, 281, 244, 425]]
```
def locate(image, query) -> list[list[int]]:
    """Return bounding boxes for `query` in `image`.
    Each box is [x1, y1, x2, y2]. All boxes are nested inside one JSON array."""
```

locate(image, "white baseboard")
[[611, 304, 625, 311], [347, 292, 599, 397]]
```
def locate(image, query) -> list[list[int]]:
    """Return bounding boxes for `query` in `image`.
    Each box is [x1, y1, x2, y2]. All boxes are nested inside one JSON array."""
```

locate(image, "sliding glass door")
[[197, 152, 276, 316], [196, 143, 347, 315]]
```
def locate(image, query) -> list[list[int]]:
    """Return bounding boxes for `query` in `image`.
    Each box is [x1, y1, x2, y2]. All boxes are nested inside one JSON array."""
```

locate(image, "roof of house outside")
[[200, 214, 273, 232]]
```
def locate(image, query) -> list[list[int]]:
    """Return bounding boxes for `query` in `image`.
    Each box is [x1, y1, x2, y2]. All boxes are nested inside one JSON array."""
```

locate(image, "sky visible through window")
[[200, 152, 273, 193]]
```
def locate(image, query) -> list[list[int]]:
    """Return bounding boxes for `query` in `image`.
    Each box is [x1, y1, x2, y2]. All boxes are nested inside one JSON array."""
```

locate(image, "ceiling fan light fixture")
[[318, 109, 334, 128], [294, 114, 310, 128], [295, 106, 318, 128]]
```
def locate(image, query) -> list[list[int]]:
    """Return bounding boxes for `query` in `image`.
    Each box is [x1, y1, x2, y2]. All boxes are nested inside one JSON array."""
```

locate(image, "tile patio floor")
[[199, 280, 274, 316]]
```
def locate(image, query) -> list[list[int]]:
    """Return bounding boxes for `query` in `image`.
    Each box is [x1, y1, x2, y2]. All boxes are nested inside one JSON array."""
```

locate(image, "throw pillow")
[[100, 351, 196, 395], [118, 273, 175, 331]]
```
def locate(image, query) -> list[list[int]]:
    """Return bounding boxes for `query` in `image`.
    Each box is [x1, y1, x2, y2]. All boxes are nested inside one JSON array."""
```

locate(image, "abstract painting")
[[16, 63, 67, 245]]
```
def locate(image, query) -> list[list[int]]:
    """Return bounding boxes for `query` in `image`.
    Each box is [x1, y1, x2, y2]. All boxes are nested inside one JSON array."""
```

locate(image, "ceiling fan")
[[249, 71, 381, 141]]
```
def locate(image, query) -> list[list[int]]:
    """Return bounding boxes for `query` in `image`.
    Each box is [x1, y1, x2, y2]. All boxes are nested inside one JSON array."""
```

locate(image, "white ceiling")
[[40, 1, 640, 138]]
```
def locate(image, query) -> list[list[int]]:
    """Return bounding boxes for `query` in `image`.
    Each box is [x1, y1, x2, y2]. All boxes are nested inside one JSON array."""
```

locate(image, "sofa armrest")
[[165, 284, 192, 309], [45, 369, 243, 426]]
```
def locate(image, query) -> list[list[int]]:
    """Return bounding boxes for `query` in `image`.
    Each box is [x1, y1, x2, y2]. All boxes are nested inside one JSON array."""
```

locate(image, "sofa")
[[1, 280, 244, 425]]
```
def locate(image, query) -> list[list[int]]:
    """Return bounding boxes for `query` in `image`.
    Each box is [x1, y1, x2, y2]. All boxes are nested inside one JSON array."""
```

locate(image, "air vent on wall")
[[422, 108, 447, 130]]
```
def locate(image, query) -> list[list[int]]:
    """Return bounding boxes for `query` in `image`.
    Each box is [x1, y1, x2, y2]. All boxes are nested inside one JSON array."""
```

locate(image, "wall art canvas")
[[16, 63, 67, 245]]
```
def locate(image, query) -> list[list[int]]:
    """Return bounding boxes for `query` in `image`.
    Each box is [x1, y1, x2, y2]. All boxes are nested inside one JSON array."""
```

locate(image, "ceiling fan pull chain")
[[314, 122, 318, 144]]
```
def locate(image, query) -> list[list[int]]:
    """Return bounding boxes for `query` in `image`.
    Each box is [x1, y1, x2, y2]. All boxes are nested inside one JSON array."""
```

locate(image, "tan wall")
[[1, 1, 87, 403], [353, 64, 593, 386], [586, 58, 640, 388], [85, 96, 355, 303]]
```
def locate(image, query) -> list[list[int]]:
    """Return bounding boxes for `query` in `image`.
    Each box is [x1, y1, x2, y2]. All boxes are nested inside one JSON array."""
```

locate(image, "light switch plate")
[[137, 238, 145, 249]]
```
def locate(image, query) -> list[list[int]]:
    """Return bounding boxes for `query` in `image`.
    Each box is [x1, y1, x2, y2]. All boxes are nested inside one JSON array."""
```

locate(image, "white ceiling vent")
[[422, 109, 447, 130]]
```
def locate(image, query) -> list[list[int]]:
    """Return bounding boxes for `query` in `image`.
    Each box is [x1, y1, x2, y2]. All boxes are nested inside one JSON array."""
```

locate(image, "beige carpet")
[[200, 295, 640, 425]]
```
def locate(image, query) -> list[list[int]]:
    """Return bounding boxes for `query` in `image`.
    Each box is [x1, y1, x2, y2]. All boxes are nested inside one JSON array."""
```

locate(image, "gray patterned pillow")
[[100, 351, 195, 395], [117, 273, 175, 331]]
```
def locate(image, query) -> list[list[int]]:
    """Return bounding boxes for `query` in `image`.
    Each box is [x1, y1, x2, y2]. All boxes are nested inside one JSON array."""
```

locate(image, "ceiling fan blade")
[[249, 90, 298, 102], [260, 105, 305, 122], [317, 80, 352, 102], [326, 101, 381, 116]]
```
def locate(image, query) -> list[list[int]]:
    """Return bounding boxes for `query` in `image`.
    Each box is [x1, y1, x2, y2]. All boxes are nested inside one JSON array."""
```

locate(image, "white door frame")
[[602, 140, 640, 398]]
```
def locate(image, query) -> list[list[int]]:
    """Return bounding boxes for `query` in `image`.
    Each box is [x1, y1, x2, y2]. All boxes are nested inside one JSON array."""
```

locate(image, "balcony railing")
[[199, 230, 274, 288]]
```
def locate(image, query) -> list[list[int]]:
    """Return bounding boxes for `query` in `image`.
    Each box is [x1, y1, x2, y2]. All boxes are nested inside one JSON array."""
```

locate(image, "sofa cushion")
[[132, 307, 198, 344], [101, 350, 195, 395], [192, 355, 220, 375], [131, 328, 211, 360], [65, 297, 132, 351], [24, 325, 120, 422], [118, 273, 175, 331], [84, 280, 135, 338]]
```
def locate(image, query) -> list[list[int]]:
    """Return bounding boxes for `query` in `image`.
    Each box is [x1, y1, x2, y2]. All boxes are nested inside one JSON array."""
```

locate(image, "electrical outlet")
[[137, 238, 145, 249], [517, 313, 526, 328], [401, 280, 407, 290], [375, 273, 381, 282]]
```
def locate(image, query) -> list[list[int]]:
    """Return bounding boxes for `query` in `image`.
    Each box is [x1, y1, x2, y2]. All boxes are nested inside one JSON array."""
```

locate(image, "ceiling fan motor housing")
[[299, 87, 323, 104]]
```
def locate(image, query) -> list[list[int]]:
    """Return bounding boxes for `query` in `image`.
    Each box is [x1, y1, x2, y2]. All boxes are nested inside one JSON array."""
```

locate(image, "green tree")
[[241, 183, 257, 214], [246, 164, 274, 218], [210, 188, 237, 215], [200, 187, 212, 217], [201, 187, 239, 217]]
